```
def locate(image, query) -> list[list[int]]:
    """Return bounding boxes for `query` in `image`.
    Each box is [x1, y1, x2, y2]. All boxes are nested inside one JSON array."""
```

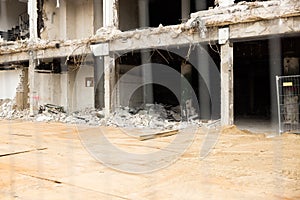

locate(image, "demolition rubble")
[[0, 99, 205, 129]]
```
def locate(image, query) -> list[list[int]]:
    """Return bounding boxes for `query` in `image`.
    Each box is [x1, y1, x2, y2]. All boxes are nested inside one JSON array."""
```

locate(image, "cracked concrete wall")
[[34, 64, 94, 112], [35, 72, 68, 109], [72, 65, 95, 111], [41, 0, 94, 40]]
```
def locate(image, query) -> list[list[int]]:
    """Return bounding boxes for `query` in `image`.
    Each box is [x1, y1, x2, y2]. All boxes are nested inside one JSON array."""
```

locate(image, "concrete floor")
[[235, 117, 277, 134]]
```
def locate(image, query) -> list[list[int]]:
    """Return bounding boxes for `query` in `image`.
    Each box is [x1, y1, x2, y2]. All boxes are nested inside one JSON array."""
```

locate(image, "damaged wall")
[[0, 69, 23, 100], [41, 0, 94, 40], [35, 64, 94, 113], [35, 72, 68, 109], [72, 65, 94, 111]]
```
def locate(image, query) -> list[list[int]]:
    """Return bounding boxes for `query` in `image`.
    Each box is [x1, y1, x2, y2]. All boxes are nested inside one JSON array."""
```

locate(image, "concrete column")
[[195, 0, 207, 11], [139, 0, 153, 104], [195, 0, 206, 11], [29, 51, 38, 116], [104, 55, 115, 118], [67, 67, 76, 113], [197, 45, 211, 119], [103, 0, 118, 27], [28, 0, 38, 40], [16, 68, 29, 110], [181, 0, 190, 21], [221, 42, 234, 126], [138, 0, 149, 27], [269, 38, 282, 129], [94, 56, 104, 109]]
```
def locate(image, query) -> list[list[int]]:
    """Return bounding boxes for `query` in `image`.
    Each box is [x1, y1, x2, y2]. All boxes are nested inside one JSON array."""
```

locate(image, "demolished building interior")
[[0, 0, 300, 129]]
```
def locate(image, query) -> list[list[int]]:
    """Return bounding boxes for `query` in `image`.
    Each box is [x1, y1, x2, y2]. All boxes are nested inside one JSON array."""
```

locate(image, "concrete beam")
[[230, 16, 300, 42], [221, 42, 234, 126], [190, 1, 300, 27], [1, 15, 300, 63], [109, 26, 219, 52], [0, 43, 92, 63]]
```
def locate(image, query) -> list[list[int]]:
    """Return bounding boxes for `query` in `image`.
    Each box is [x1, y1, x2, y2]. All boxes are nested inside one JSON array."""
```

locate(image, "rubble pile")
[[106, 104, 182, 129], [0, 99, 16, 118], [0, 99, 206, 129]]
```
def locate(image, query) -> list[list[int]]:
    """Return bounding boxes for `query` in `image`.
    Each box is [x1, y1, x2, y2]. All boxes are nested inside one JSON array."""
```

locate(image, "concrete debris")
[[0, 100, 215, 129]]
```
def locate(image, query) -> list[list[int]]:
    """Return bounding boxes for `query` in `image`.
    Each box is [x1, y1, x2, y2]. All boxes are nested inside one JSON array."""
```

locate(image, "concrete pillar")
[[16, 68, 29, 110], [28, 0, 38, 115], [138, 0, 149, 27], [269, 38, 282, 129], [197, 45, 211, 119], [28, 0, 38, 40], [181, 0, 190, 22], [139, 0, 153, 104], [102, 0, 118, 116], [29, 51, 38, 116], [221, 42, 234, 126], [94, 56, 104, 109], [67, 67, 76, 113], [103, 0, 118, 27], [195, 0, 206, 11], [104, 56, 115, 118]]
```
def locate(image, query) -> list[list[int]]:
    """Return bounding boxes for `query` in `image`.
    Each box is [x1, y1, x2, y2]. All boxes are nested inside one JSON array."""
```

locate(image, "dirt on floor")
[[0, 120, 299, 200]]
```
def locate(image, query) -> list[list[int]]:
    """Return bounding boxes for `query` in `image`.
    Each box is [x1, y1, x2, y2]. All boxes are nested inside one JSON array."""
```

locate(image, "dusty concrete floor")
[[0, 120, 299, 199]]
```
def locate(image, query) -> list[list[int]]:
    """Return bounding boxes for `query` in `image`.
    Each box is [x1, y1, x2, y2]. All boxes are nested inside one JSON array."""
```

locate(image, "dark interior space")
[[116, 49, 190, 107], [119, 0, 216, 31], [149, 0, 182, 27], [234, 36, 300, 124], [234, 40, 271, 120], [116, 44, 221, 119], [0, 1, 29, 41]]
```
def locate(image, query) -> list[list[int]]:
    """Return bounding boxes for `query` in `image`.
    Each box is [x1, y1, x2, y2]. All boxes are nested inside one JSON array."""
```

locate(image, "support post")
[[181, 0, 190, 22], [221, 42, 234, 126], [28, 0, 38, 116], [197, 45, 211, 119], [29, 51, 38, 116], [103, 0, 118, 27], [195, 0, 206, 11], [269, 37, 282, 130], [139, 0, 153, 104], [28, 0, 38, 40], [104, 56, 115, 118], [102, 0, 118, 117]]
